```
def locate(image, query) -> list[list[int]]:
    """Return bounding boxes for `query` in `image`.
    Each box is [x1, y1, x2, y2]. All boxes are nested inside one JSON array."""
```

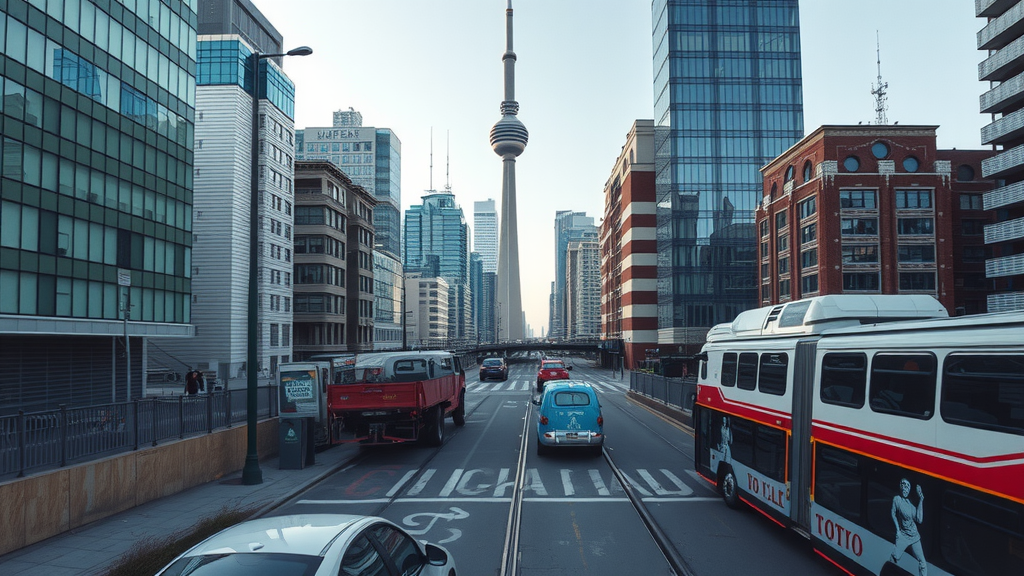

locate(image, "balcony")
[[979, 34, 1024, 82], [984, 215, 1024, 243], [985, 252, 1024, 277], [981, 106, 1024, 145], [978, 1, 1024, 50], [987, 290, 1024, 311], [982, 141, 1024, 179], [978, 0, 1021, 18], [980, 69, 1024, 114], [984, 179, 1024, 210]]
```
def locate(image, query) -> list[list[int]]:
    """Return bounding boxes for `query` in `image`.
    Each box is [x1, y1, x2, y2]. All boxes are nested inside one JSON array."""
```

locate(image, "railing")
[[629, 372, 698, 415], [0, 387, 279, 481]]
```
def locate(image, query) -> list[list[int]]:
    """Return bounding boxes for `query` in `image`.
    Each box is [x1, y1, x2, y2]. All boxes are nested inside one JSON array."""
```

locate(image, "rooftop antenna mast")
[[871, 31, 888, 125], [445, 130, 451, 192], [429, 127, 434, 191]]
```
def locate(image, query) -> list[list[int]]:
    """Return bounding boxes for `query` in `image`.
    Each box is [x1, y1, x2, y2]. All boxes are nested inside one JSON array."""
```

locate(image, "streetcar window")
[[820, 353, 867, 408], [940, 488, 1024, 575], [700, 359, 707, 381], [721, 353, 737, 387], [941, 354, 1024, 436], [813, 444, 862, 524], [758, 353, 788, 395], [869, 353, 937, 419], [729, 418, 755, 466], [737, 353, 759, 390]]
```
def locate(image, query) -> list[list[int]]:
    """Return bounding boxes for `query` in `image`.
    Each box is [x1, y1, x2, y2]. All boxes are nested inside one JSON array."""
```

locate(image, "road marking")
[[386, 469, 418, 497], [524, 468, 549, 496], [296, 496, 719, 505], [521, 381, 530, 391], [505, 381, 518, 391], [589, 469, 610, 496], [524, 497, 630, 503], [494, 468, 514, 497], [407, 469, 436, 496], [561, 469, 575, 496], [658, 469, 694, 496], [439, 468, 463, 497], [490, 382, 505, 392], [619, 471, 653, 496], [638, 469, 693, 496]]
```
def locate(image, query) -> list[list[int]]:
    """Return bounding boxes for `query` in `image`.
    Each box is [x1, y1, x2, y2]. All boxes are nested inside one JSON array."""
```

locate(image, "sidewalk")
[[0, 443, 360, 575]]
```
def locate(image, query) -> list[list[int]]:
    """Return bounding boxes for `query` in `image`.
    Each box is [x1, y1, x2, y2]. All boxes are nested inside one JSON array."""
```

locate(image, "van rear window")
[[553, 391, 591, 407]]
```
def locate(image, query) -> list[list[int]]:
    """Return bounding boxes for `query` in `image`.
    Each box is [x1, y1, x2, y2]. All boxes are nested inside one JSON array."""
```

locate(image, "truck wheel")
[[422, 406, 444, 446], [452, 391, 466, 426]]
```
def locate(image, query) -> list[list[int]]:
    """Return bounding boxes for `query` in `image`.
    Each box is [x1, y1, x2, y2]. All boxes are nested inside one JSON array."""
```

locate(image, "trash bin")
[[279, 417, 307, 470]]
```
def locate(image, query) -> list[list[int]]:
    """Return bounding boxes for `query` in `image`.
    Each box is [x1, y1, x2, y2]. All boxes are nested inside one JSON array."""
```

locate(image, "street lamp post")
[[243, 45, 312, 486]]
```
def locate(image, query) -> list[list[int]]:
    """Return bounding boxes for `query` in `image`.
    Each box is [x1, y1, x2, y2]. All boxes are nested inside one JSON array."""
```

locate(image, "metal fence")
[[0, 387, 279, 481], [629, 372, 698, 414]]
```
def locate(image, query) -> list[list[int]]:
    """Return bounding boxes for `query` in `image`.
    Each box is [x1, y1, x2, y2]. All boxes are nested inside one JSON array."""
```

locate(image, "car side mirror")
[[531, 398, 540, 406], [424, 543, 449, 566], [567, 366, 572, 371]]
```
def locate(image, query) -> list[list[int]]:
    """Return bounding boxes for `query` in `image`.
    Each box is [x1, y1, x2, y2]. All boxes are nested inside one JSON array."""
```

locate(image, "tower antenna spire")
[[871, 31, 888, 125], [446, 130, 451, 192], [429, 127, 433, 191]]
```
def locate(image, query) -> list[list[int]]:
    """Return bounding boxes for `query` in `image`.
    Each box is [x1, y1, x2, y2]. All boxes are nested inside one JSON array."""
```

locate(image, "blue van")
[[534, 381, 603, 456]]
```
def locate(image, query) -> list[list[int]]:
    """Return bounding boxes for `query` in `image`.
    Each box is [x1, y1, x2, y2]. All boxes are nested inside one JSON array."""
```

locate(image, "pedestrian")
[[185, 368, 201, 395]]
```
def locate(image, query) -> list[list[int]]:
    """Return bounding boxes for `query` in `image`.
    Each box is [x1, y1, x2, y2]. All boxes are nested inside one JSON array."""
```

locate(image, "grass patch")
[[104, 505, 258, 576]]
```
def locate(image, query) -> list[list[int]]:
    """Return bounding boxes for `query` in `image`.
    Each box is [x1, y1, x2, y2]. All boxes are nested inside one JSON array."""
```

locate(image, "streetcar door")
[[789, 339, 817, 532]]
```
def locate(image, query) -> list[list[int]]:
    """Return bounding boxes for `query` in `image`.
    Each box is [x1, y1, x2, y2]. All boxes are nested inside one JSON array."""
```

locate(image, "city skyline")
[[257, 0, 987, 334]]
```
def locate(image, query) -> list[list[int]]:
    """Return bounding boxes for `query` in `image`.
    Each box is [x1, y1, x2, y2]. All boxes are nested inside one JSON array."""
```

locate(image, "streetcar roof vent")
[[715, 295, 949, 341]]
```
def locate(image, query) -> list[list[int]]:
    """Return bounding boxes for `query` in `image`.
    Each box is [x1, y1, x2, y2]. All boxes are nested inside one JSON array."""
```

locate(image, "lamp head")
[[286, 46, 313, 57]]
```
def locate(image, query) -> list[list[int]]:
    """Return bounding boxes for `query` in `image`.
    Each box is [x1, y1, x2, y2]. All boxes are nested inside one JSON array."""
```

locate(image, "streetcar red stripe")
[[812, 419, 1024, 464]]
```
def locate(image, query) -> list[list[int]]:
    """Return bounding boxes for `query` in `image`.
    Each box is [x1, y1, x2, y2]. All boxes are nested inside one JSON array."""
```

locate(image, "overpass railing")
[[629, 372, 698, 415], [0, 387, 278, 481]]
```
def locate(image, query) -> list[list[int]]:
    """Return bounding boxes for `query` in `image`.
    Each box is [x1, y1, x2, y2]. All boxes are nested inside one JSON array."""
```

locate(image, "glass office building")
[[652, 0, 803, 352], [0, 0, 197, 412]]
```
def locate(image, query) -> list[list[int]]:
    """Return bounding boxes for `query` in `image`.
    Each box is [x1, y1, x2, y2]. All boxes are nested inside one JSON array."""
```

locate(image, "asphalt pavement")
[[0, 440, 361, 575]]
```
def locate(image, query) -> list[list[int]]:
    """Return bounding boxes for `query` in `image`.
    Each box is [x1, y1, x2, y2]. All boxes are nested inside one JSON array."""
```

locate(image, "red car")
[[536, 359, 571, 392]]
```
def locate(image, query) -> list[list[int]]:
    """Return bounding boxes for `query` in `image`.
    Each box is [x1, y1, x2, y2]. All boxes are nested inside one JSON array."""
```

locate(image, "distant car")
[[534, 381, 603, 456], [479, 357, 508, 381], [156, 514, 458, 576], [536, 359, 571, 392]]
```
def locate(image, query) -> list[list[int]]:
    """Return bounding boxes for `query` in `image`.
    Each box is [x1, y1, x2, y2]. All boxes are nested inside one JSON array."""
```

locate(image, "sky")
[[255, 0, 988, 336]]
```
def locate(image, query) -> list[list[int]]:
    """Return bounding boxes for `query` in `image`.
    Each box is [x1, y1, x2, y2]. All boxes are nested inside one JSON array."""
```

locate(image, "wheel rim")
[[723, 472, 736, 499]]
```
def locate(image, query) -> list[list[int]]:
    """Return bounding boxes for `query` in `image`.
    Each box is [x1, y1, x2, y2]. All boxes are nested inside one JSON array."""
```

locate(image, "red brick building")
[[757, 126, 997, 314], [600, 121, 658, 370]]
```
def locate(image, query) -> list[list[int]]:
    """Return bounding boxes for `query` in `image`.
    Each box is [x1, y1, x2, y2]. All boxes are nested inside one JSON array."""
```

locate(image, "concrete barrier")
[[0, 419, 279, 556]]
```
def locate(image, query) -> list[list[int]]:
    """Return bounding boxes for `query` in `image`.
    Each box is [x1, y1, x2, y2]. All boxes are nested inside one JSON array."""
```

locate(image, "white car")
[[156, 514, 457, 576]]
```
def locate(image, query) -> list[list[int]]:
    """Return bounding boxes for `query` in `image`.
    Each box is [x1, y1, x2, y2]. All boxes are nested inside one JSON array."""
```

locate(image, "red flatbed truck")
[[327, 351, 466, 446]]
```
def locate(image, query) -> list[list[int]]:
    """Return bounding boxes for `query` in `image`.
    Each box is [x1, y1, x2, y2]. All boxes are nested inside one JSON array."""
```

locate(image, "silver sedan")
[[156, 514, 457, 576]]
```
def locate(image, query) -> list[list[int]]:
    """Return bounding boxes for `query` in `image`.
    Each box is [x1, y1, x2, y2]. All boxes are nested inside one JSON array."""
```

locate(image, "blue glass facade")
[[0, 0, 197, 410], [374, 129, 401, 259], [196, 38, 295, 118], [652, 0, 803, 348]]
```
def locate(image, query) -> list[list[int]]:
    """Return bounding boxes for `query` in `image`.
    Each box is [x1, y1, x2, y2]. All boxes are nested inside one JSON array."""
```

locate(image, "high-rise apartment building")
[[373, 251, 403, 350], [295, 112, 401, 259], [474, 199, 498, 273], [976, 2, 1024, 311], [403, 190, 471, 343], [404, 273, 449, 347], [601, 120, 658, 370], [292, 161, 376, 356], [160, 31, 298, 381], [0, 0, 196, 412], [551, 211, 597, 339], [566, 240, 601, 340], [652, 0, 804, 354]]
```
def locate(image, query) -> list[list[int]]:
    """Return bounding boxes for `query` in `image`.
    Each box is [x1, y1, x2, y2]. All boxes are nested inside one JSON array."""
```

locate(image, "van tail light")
[[540, 415, 548, 425], [597, 416, 603, 426]]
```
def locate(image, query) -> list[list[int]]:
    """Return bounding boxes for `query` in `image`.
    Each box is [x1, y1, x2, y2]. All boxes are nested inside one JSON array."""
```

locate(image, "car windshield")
[[542, 362, 564, 370], [483, 359, 503, 367], [160, 553, 322, 576], [553, 391, 591, 406]]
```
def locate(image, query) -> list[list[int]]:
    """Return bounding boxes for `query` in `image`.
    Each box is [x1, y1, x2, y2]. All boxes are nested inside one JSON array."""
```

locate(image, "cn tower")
[[490, 0, 528, 342]]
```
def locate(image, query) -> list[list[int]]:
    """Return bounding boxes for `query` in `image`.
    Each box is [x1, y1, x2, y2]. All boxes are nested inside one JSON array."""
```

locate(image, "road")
[[271, 360, 838, 575]]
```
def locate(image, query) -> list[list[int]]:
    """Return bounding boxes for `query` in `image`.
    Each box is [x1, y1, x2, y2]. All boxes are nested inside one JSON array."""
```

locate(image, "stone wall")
[[0, 419, 279, 556]]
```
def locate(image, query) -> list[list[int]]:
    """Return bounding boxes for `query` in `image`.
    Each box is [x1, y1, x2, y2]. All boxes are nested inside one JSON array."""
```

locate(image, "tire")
[[452, 391, 466, 426], [590, 445, 603, 458], [422, 406, 444, 447], [720, 467, 741, 509], [536, 380, 544, 393]]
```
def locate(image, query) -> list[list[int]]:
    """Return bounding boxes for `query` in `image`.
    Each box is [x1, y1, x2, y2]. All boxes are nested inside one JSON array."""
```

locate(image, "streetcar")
[[693, 294, 1024, 576]]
